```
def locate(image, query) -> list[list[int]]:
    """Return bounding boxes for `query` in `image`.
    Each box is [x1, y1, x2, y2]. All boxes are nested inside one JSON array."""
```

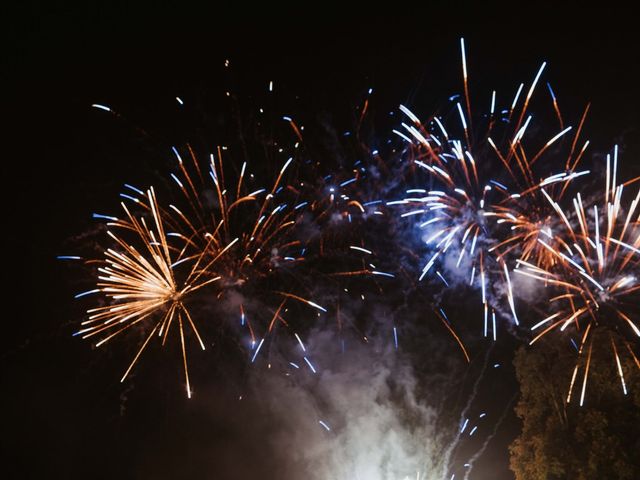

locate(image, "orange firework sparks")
[[516, 147, 640, 403], [69, 139, 339, 395], [74, 188, 222, 397]]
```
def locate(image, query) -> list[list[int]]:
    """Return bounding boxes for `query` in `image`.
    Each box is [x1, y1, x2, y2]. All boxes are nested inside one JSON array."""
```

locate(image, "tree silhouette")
[[510, 331, 640, 479]]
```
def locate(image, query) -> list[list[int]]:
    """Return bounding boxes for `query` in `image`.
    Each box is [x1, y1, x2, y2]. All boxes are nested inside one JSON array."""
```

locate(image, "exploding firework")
[[64, 93, 402, 394], [391, 38, 591, 336], [489, 102, 592, 272], [515, 148, 640, 404], [164, 144, 333, 332], [63, 134, 339, 394], [68, 187, 222, 397]]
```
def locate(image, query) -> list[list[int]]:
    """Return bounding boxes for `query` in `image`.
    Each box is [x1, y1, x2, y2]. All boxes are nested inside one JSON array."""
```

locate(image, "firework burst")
[[64, 130, 339, 395], [489, 101, 592, 271], [391, 38, 592, 336], [71, 187, 222, 397], [515, 148, 640, 403]]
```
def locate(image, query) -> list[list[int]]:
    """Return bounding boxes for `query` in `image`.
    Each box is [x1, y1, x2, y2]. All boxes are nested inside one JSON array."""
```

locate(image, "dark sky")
[[4, 4, 639, 480]]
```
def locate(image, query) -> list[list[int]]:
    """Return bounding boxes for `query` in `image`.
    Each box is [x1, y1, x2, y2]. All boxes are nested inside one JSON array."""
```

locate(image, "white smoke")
[[245, 329, 456, 480]]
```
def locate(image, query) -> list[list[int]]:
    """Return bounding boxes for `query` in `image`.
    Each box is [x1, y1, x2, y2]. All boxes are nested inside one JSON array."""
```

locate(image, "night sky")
[[4, 4, 639, 479]]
